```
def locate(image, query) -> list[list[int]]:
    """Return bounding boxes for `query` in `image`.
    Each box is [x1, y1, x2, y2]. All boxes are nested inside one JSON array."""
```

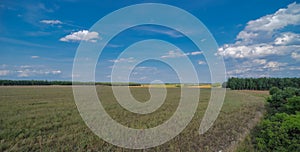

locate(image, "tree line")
[[225, 77, 300, 90], [0, 80, 141, 86]]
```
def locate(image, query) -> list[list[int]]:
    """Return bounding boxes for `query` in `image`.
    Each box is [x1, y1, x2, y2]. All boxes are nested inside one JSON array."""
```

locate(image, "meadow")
[[0, 86, 267, 151]]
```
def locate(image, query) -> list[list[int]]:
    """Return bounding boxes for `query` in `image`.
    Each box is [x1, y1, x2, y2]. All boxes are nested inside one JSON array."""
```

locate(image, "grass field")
[[0, 86, 267, 151], [131, 84, 213, 88]]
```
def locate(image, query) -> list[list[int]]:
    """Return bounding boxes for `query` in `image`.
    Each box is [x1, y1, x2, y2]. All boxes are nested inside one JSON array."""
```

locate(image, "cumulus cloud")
[[292, 52, 300, 60], [17, 69, 62, 77], [245, 2, 300, 32], [17, 70, 30, 77], [289, 66, 300, 70], [218, 2, 300, 59], [226, 59, 288, 77], [263, 61, 287, 70], [40, 19, 62, 25], [0, 65, 62, 78], [198, 60, 206, 65], [31, 56, 39, 59], [109, 57, 135, 63], [0, 70, 10, 76], [218, 44, 275, 58], [274, 32, 300, 45], [131, 66, 159, 76], [160, 50, 203, 58], [189, 51, 203, 55], [134, 66, 158, 71], [218, 43, 300, 58], [161, 50, 186, 58], [60, 30, 100, 43], [50, 70, 61, 74]]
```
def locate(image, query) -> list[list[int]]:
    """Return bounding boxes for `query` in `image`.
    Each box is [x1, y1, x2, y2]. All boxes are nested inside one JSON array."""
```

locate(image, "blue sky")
[[0, 0, 299, 82]]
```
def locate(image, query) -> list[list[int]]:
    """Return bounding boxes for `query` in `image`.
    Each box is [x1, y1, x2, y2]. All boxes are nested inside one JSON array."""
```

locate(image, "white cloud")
[[109, 57, 135, 63], [218, 44, 277, 58], [227, 68, 252, 75], [198, 60, 206, 65], [218, 2, 300, 59], [134, 66, 158, 71], [130, 66, 159, 77], [263, 61, 287, 70], [160, 50, 202, 58], [226, 59, 289, 77], [17, 69, 62, 77], [135, 26, 184, 38], [253, 59, 267, 65], [20, 65, 32, 68], [0, 70, 10, 76], [189, 51, 203, 55], [0, 65, 62, 78], [160, 50, 186, 58], [51, 70, 61, 74], [291, 52, 300, 60], [237, 31, 258, 40], [139, 76, 147, 80], [31, 56, 39, 59], [60, 30, 100, 43], [245, 2, 300, 32], [275, 32, 300, 45], [219, 41, 300, 58], [17, 70, 30, 77], [40, 20, 62, 25], [289, 66, 300, 70]]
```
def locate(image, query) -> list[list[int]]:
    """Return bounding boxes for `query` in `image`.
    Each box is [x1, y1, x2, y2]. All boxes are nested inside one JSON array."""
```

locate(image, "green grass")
[[0, 86, 267, 151]]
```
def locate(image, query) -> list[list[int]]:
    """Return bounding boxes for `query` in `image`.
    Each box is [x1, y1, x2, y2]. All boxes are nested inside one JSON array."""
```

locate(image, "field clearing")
[[0, 86, 267, 151]]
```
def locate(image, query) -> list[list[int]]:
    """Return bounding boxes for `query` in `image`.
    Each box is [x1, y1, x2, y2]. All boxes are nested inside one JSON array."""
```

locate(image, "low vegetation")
[[0, 86, 267, 151], [237, 87, 300, 151]]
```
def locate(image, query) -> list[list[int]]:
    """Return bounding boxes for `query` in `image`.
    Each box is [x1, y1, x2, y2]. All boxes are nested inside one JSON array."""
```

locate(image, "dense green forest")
[[226, 77, 300, 90], [252, 87, 300, 151], [0, 80, 141, 86]]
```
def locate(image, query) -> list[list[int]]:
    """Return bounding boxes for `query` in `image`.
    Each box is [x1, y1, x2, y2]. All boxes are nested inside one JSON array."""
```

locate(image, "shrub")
[[285, 96, 300, 114], [267, 87, 298, 114], [254, 87, 300, 151], [269, 87, 280, 95], [254, 113, 300, 151]]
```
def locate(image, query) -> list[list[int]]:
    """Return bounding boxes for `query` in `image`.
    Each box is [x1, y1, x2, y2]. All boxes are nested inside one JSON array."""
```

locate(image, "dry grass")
[[0, 86, 267, 151], [130, 84, 212, 88]]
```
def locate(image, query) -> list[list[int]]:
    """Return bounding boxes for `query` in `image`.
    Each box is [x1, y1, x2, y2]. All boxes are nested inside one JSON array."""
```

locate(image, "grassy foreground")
[[0, 86, 267, 151]]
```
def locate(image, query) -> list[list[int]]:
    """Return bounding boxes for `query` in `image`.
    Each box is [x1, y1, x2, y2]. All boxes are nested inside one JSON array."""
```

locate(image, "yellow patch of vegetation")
[[187, 84, 212, 88]]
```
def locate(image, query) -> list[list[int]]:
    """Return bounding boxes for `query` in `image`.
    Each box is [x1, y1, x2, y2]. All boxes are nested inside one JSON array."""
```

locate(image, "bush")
[[267, 87, 298, 114], [254, 113, 300, 151], [269, 87, 280, 95], [254, 87, 300, 151], [283, 87, 297, 99], [284, 96, 300, 114], [295, 88, 300, 96]]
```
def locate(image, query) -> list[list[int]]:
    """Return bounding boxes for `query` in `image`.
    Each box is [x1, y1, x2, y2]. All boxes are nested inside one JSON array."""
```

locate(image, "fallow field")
[[0, 86, 267, 151]]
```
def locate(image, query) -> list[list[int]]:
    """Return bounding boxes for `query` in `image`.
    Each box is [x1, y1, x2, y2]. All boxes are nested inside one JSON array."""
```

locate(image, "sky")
[[0, 0, 299, 83]]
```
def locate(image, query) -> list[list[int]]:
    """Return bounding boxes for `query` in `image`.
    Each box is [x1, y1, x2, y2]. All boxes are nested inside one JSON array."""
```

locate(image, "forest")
[[225, 77, 300, 90], [0, 80, 141, 86]]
